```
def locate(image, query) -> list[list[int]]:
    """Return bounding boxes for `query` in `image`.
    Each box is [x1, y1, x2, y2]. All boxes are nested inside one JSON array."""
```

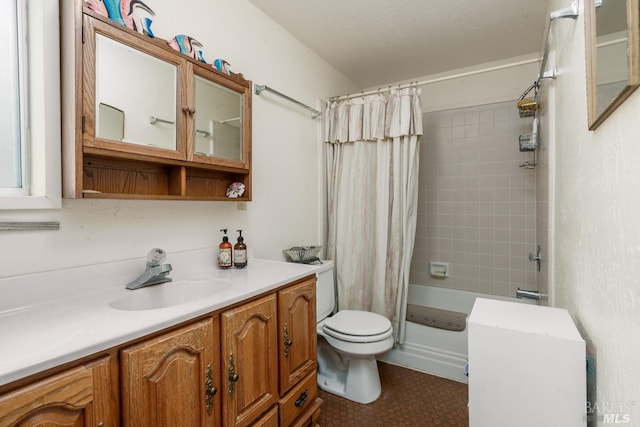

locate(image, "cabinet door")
[[83, 15, 186, 161], [0, 356, 117, 426], [278, 278, 317, 394], [222, 295, 278, 427], [251, 406, 279, 427], [121, 317, 220, 427], [190, 67, 250, 171]]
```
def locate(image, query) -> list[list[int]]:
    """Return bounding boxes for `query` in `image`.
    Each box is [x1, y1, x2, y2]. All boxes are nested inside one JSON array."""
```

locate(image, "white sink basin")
[[110, 279, 231, 310]]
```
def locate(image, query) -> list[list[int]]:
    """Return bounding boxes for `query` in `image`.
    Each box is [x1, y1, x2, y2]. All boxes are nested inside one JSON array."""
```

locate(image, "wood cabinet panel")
[[278, 370, 318, 427], [120, 317, 220, 427], [0, 356, 117, 427], [251, 406, 279, 427], [222, 295, 278, 427], [278, 278, 317, 394]]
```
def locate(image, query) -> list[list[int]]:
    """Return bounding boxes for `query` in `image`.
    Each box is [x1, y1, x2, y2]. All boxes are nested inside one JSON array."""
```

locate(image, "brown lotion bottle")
[[218, 229, 232, 269], [233, 230, 247, 268]]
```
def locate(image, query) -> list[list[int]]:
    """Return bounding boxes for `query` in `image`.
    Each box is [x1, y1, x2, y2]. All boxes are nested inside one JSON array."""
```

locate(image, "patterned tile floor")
[[318, 362, 469, 426]]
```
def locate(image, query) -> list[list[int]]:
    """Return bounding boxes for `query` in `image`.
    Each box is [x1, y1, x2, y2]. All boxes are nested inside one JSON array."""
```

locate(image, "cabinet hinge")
[[82, 116, 86, 133]]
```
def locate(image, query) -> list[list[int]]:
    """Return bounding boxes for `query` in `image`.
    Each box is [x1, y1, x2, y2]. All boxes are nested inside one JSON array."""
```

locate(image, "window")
[[0, 0, 26, 193], [0, 0, 61, 210]]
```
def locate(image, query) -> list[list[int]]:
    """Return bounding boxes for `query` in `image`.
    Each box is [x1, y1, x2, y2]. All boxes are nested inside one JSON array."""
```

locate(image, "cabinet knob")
[[283, 323, 293, 358], [182, 107, 196, 115], [205, 364, 217, 415], [295, 389, 309, 408], [227, 353, 240, 397]]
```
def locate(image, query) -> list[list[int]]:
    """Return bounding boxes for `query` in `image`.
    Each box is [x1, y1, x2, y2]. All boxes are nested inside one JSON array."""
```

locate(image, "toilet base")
[[317, 339, 383, 404]]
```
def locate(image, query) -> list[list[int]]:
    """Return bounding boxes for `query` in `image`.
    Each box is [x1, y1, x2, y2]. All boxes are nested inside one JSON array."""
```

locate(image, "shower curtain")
[[324, 88, 422, 343]]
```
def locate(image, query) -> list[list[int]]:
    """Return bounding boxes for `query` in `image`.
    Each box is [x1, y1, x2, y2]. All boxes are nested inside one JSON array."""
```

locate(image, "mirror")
[[95, 34, 177, 149], [97, 103, 124, 141], [586, 0, 640, 129], [193, 75, 243, 162]]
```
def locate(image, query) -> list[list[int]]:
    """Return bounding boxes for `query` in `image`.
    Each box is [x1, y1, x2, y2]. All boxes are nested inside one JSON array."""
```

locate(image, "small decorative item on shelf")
[[84, 0, 156, 37], [226, 182, 245, 198], [168, 35, 206, 63], [283, 246, 323, 264], [213, 59, 232, 75]]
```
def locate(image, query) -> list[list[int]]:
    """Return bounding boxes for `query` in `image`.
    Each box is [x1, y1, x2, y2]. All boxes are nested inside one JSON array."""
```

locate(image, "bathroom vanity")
[[0, 250, 322, 426]]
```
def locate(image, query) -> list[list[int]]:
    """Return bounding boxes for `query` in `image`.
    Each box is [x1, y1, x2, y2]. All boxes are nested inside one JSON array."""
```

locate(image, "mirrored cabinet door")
[[83, 16, 186, 160], [95, 34, 178, 150], [191, 67, 251, 170], [193, 76, 243, 162]]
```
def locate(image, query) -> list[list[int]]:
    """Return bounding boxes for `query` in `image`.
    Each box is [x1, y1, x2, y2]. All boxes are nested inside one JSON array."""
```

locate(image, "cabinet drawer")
[[278, 370, 318, 427], [253, 406, 279, 427]]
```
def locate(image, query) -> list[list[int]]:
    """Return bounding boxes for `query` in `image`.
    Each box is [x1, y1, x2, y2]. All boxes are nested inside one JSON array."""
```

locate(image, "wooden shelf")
[[82, 155, 250, 200]]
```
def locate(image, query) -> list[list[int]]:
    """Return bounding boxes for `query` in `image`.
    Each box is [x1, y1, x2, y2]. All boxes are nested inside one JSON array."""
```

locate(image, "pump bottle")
[[233, 230, 247, 268], [218, 229, 232, 269]]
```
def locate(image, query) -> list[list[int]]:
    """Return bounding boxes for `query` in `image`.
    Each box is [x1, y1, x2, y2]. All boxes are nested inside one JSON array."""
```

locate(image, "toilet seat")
[[322, 310, 393, 343]]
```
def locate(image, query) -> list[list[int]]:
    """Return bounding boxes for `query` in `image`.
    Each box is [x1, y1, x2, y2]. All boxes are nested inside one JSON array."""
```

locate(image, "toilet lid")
[[323, 310, 392, 337]]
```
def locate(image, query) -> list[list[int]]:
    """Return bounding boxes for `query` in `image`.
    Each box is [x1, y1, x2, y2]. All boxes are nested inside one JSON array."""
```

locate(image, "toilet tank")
[[314, 261, 336, 322]]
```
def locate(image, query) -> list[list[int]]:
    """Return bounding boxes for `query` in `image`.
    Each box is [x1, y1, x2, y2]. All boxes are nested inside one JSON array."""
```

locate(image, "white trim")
[[0, 0, 61, 210], [17, 0, 30, 196], [380, 341, 469, 383]]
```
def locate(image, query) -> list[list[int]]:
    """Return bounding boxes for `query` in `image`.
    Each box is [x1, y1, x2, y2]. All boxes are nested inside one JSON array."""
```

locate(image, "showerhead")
[[550, 1, 579, 20]]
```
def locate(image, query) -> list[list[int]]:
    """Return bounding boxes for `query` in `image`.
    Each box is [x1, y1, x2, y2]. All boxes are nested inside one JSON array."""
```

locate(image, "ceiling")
[[249, 0, 551, 89]]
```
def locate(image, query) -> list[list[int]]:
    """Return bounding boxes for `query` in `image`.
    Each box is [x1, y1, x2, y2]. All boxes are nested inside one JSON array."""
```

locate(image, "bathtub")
[[379, 284, 535, 383]]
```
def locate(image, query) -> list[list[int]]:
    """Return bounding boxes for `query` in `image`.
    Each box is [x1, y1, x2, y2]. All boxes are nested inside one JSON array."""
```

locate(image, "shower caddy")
[[517, 82, 540, 169], [516, 0, 579, 169]]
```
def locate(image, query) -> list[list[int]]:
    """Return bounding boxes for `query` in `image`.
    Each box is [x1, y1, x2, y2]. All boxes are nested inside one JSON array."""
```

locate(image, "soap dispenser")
[[218, 229, 232, 269], [233, 230, 247, 268]]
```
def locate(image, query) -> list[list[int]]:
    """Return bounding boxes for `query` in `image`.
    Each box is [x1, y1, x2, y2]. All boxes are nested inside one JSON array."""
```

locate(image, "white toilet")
[[314, 261, 394, 404]]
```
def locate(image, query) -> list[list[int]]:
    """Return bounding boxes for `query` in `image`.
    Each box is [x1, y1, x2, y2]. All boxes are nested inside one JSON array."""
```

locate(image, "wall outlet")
[[236, 202, 247, 211]]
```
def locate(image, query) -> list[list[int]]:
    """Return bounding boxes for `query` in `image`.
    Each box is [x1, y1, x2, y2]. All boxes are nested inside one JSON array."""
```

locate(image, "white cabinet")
[[468, 298, 586, 427]]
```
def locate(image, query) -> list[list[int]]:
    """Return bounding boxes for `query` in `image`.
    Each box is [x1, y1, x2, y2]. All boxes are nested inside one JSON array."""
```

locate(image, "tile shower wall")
[[410, 100, 537, 297]]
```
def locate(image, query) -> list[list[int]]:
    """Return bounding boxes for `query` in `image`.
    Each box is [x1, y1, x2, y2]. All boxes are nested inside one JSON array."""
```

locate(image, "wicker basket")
[[283, 246, 322, 264]]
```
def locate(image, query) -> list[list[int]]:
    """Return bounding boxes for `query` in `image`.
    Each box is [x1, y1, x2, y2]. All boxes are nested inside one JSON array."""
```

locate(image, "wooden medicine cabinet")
[[62, 4, 252, 200]]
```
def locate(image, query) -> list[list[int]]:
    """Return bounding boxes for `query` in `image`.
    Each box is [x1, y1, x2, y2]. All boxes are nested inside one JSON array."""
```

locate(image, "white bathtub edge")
[[378, 284, 534, 384], [379, 339, 468, 383]]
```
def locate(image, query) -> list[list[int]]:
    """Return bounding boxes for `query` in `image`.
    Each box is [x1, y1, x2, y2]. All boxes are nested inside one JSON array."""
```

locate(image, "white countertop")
[[0, 248, 323, 387]]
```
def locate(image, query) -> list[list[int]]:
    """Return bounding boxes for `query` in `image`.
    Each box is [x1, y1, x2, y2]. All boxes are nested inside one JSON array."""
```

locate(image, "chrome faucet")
[[126, 248, 173, 290], [516, 288, 541, 301]]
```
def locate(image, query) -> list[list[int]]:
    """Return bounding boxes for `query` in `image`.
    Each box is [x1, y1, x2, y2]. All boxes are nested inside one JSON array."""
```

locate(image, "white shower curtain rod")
[[327, 57, 541, 102]]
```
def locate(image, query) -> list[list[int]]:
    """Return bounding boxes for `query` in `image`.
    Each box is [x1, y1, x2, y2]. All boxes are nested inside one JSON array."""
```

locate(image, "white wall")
[[543, 0, 640, 421], [0, 0, 358, 278]]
